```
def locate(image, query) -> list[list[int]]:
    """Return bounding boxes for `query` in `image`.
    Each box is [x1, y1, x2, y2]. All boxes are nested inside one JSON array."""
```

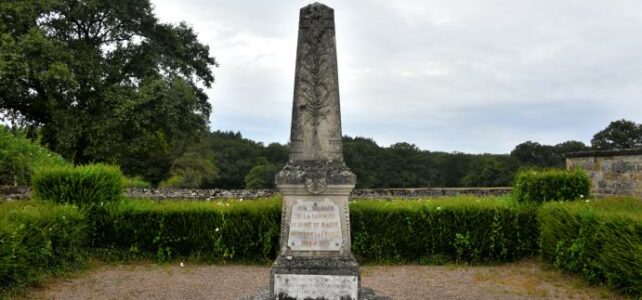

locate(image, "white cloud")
[[151, 0, 642, 153]]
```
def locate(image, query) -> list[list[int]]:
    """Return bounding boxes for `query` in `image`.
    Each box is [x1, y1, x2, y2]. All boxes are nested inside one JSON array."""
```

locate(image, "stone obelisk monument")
[[270, 3, 360, 299]]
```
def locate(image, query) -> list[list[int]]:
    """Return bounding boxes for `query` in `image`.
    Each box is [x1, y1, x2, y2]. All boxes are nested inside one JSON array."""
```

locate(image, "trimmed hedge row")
[[351, 197, 539, 263], [539, 197, 642, 297], [91, 196, 539, 264], [94, 198, 281, 262], [0, 201, 86, 292], [514, 169, 590, 203]]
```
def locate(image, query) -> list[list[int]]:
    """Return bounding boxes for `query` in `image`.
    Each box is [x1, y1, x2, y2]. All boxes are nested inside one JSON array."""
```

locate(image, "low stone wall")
[[0, 186, 31, 201], [566, 148, 642, 198], [351, 187, 512, 199], [126, 188, 275, 200], [1, 186, 513, 201]]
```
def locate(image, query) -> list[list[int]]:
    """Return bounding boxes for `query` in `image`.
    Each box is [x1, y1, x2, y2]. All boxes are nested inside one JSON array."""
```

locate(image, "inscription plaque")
[[287, 198, 342, 251], [274, 274, 358, 300]]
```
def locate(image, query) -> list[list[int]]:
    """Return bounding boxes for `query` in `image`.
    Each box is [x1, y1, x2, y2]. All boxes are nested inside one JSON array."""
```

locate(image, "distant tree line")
[[165, 119, 639, 189]]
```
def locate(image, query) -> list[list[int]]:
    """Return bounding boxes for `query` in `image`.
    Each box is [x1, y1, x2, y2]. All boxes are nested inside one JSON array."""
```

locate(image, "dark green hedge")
[[32, 164, 124, 207], [514, 169, 590, 203], [93, 198, 282, 262], [92, 196, 538, 264], [0, 202, 86, 292], [539, 197, 642, 297], [351, 197, 539, 263]]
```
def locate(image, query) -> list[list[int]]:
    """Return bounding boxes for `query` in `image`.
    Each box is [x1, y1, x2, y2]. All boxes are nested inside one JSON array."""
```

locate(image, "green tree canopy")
[[591, 119, 642, 150], [0, 0, 217, 184], [244, 158, 280, 189]]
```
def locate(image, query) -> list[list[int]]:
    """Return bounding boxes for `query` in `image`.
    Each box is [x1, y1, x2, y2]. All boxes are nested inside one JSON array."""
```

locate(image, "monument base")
[[270, 255, 360, 300], [248, 287, 391, 300]]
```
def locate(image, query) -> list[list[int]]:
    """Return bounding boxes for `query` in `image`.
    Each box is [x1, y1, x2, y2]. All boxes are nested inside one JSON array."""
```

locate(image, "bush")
[[31, 164, 124, 207], [92, 196, 539, 264], [539, 197, 642, 297], [513, 169, 590, 203], [0, 127, 66, 186], [0, 201, 87, 292], [350, 196, 539, 263], [122, 176, 151, 188], [93, 198, 281, 262]]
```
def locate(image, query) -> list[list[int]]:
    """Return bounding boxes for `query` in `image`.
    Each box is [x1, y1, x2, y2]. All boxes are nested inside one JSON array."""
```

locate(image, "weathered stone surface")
[[287, 2, 343, 163], [287, 198, 343, 251], [246, 287, 391, 300], [270, 3, 360, 299], [566, 149, 642, 198], [276, 161, 356, 187], [274, 274, 358, 300], [0, 186, 514, 202]]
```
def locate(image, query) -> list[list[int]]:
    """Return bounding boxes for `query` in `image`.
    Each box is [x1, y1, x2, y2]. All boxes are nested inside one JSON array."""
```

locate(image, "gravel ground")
[[18, 260, 622, 300]]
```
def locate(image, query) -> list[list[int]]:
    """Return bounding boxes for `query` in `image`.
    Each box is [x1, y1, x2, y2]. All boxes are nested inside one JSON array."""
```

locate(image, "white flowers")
[[215, 227, 220, 232], [585, 199, 590, 203], [180, 262, 184, 267], [437, 207, 442, 210], [239, 198, 244, 202], [580, 194, 585, 199]]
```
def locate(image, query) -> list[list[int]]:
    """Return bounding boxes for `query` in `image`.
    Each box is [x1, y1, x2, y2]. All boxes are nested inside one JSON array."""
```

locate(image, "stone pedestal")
[[270, 160, 359, 299], [271, 175, 359, 299]]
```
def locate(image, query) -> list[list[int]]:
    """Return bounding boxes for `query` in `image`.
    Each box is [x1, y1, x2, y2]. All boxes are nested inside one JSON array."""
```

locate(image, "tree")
[[160, 150, 219, 188], [554, 140, 589, 154], [462, 154, 519, 187], [591, 119, 642, 150], [343, 136, 382, 188], [244, 158, 280, 189], [510, 141, 560, 168], [0, 0, 217, 183]]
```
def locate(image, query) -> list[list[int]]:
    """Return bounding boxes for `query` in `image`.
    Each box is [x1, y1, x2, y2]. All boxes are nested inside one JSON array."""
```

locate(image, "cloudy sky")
[[152, 0, 641, 153]]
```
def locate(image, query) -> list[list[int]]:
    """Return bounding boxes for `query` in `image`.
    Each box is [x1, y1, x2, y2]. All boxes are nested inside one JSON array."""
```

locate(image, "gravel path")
[[20, 260, 621, 300]]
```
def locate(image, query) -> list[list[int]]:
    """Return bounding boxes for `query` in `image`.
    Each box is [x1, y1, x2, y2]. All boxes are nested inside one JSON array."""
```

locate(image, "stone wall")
[[1, 186, 512, 201], [566, 148, 642, 198]]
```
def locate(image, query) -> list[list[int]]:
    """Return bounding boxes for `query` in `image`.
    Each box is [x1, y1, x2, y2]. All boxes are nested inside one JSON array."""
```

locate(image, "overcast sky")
[[152, 0, 641, 154]]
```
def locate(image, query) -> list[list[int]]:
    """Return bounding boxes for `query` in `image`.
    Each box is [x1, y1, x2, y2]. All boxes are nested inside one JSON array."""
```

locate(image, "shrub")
[[0, 201, 87, 292], [31, 164, 124, 207], [350, 196, 539, 264], [0, 127, 66, 186], [93, 198, 281, 262], [513, 168, 590, 203], [92, 196, 539, 264], [539, 197, 642, 297]]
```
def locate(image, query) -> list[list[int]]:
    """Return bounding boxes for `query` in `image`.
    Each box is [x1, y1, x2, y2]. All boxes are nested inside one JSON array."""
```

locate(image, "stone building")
[[566, 148, 642, 198]]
